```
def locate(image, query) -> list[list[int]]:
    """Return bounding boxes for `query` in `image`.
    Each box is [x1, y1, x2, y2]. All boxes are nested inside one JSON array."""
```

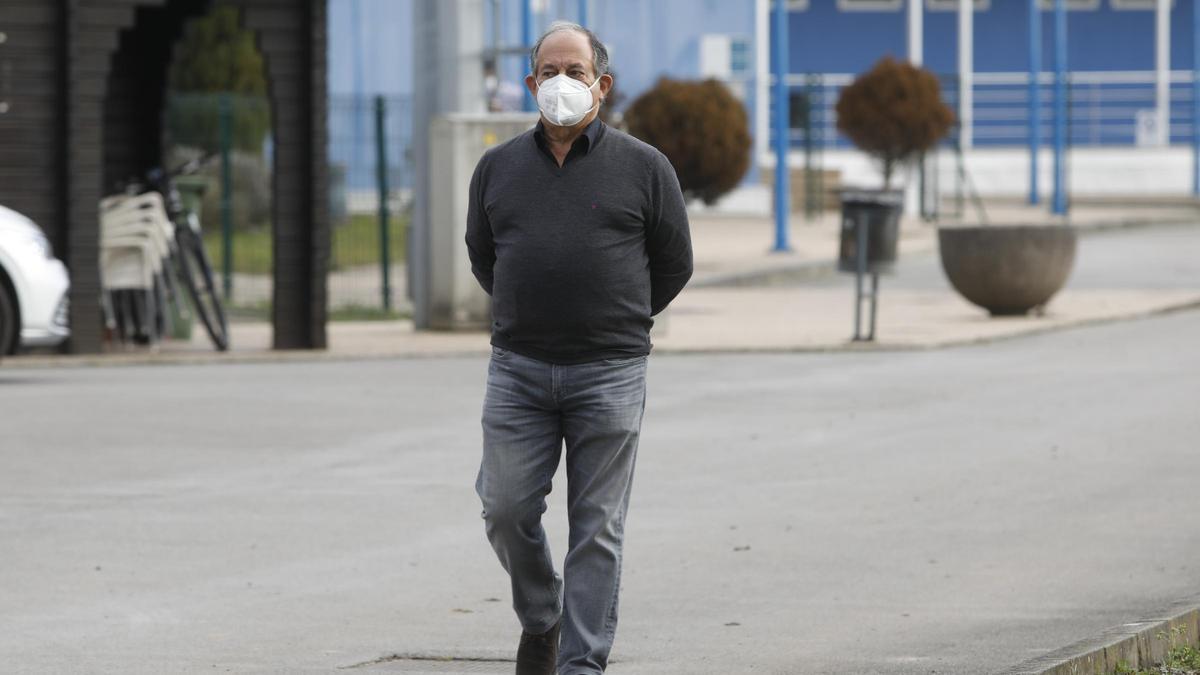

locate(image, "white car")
[[0, 204, 71, 355]]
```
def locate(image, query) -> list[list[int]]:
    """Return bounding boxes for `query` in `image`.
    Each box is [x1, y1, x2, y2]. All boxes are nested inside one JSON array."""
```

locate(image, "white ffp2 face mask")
[[536, 74, 600, 127]]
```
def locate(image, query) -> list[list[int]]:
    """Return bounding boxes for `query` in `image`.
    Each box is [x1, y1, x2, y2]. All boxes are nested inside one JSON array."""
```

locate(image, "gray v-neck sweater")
[[465, 120, 693, 365]]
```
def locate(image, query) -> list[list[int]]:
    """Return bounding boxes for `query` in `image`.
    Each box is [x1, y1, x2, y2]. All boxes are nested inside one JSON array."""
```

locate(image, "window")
[[1036, 0, 1100, 9], [699, 35, 751, 80], [1110, 0, 1175, 9], [926, 0, 990, 10], [730, 37, 750, 77], [837, 0, 903, 11]]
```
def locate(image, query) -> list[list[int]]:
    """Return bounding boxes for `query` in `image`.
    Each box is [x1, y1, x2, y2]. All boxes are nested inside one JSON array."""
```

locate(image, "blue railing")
[[773, 71, 1198, 149]]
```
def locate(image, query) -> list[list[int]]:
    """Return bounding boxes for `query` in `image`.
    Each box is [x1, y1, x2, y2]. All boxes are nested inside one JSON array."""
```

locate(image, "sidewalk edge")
[[993, 599, 1200, 675], [690, 218, 1198, 289]]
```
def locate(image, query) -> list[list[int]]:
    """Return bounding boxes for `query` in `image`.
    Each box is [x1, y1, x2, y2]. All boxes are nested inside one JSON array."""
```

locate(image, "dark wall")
[[104, 1, 210, 192], [242, 0, 329, 350], [0, 2, 68, 254], [0, 0, 327, 353]]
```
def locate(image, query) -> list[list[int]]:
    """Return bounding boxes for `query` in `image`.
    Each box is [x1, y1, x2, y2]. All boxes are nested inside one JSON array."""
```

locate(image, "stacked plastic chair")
[[99, 192, 178, 345]]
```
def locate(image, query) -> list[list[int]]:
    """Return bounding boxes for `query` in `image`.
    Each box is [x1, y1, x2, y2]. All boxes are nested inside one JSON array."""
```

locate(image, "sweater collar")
[[534, 116, 603, 157]]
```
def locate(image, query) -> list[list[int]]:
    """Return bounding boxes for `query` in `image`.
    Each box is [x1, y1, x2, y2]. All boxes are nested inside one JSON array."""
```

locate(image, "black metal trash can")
[[838, 189, 903, 274]]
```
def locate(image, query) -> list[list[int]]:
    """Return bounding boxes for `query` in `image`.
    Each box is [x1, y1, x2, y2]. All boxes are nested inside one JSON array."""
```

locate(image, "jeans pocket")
[[491, 345, 511, 360]]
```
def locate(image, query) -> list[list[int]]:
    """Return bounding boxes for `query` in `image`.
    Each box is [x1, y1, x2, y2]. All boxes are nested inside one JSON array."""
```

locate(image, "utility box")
[[426, 113, 537, 330]]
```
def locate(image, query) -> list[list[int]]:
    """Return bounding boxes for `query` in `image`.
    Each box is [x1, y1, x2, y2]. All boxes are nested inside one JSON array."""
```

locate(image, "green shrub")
[[167, 3, 270, 154], [835, 56, 954, 189], [623, 77, 751, 206]]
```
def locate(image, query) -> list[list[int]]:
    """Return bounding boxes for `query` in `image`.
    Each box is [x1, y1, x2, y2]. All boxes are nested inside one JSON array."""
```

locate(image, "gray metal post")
[[868, 273, 879, 341], [522, 0, 535, 112], [853, 213, 871, 342], [1052, 0, 1068, 215], [410, 0, 486, 330]]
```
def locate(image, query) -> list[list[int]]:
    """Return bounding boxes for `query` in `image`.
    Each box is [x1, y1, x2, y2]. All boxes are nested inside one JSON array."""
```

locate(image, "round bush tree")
[[835, 56, 954, 189], [623, 78, 751, 206]]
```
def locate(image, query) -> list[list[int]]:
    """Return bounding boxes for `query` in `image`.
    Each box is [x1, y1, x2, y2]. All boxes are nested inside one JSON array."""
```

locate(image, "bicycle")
[[109, 156, 229, 351]]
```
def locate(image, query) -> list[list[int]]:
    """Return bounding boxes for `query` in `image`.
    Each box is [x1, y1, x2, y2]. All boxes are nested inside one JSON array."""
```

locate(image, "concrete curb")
[[1070, 217, 1198, 234], [0, 347, 491, 370], [690, 259, 836, 288], [649, 297, 1200, 356], [4, 297, 1198, 370], [994, 598, 1200, 675]]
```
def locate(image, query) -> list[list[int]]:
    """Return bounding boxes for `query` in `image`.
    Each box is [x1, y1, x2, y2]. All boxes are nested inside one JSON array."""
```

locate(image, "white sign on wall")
[[1135, 109, 1159, 147], [700, 34, 732, 80]]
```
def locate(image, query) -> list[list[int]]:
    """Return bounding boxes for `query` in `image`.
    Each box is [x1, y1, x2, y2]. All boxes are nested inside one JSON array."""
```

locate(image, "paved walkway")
[[7, 202, 1200, 367]]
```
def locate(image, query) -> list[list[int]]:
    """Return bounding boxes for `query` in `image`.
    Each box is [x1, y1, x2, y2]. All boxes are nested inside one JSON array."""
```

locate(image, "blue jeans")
[[476, 346, 648, 675]]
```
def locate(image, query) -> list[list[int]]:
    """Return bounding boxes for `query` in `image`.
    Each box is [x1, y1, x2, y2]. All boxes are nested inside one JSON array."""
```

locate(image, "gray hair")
[[529, 21, 610, 78]]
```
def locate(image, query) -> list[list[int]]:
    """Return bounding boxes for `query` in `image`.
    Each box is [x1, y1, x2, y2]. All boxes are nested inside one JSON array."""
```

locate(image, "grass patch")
[[328, 305, 410, 322], [202, 213, 409, 276], [202, 226, 272, 276], [216, 302, 408, 323], [224, 301, 272, 322], [1115, 627, 1200, 675], [332, 213, 409, 271]]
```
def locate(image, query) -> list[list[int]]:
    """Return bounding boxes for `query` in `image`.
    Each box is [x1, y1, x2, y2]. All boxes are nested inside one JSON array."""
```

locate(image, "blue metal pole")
[[1029, 0, 1041, 205], [1193, 0, 1199, 196], [1052, 0, 1067, 215], [578, 0, 588, 26], [772, 0, 791, 252], [522, 0, 535, 112]]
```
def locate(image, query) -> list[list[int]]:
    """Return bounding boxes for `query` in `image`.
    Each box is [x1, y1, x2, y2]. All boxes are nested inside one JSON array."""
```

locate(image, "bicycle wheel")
[[174, 227, 229, 351]]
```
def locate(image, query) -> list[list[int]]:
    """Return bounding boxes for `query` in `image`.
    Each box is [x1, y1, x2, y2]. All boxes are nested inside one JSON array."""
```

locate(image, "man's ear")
[[598, 73, 613, 101], [524, 74, 538, 99]]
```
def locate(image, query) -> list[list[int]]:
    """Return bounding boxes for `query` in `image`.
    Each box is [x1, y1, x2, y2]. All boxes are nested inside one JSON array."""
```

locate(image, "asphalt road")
[[2, 308, 1199, 673]]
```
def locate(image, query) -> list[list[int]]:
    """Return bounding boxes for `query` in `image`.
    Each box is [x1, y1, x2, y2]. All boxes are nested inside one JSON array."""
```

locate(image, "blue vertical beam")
[[1052, 0, 1068, 215], [1029, 0, 1041, 205], [578, 0, 588, 26], [1194, 0, 1199, 195], [522, 0, 535, 112], [773, 0, 791, 252]]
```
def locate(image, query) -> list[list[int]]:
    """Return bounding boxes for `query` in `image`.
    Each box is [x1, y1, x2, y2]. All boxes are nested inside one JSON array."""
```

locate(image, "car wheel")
[[0, 284, 17, 356]]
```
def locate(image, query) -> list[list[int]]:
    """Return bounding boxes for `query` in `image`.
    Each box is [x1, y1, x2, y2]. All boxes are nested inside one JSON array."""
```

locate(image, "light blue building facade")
[[328, 0, 1200, 198]]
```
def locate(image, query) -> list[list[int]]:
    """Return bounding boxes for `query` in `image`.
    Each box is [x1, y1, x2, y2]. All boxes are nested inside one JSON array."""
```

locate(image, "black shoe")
[[515, 619, 560, 675]]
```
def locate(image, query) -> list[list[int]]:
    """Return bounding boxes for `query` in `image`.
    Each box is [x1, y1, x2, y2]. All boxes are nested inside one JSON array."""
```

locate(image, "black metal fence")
[[161, 92, 415, 319]]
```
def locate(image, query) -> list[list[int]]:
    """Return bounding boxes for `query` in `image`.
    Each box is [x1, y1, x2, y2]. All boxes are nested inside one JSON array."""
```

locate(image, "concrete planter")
[[938, 225, 1078, 316]]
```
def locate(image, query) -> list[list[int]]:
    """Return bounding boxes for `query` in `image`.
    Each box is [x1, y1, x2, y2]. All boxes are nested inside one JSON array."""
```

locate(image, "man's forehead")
[[537, 56, 589, 70], [535, 31, 592, 69]]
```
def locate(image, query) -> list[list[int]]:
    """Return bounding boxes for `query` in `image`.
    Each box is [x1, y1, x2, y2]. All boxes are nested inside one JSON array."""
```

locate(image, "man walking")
[[465, 21, 693, 675]]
